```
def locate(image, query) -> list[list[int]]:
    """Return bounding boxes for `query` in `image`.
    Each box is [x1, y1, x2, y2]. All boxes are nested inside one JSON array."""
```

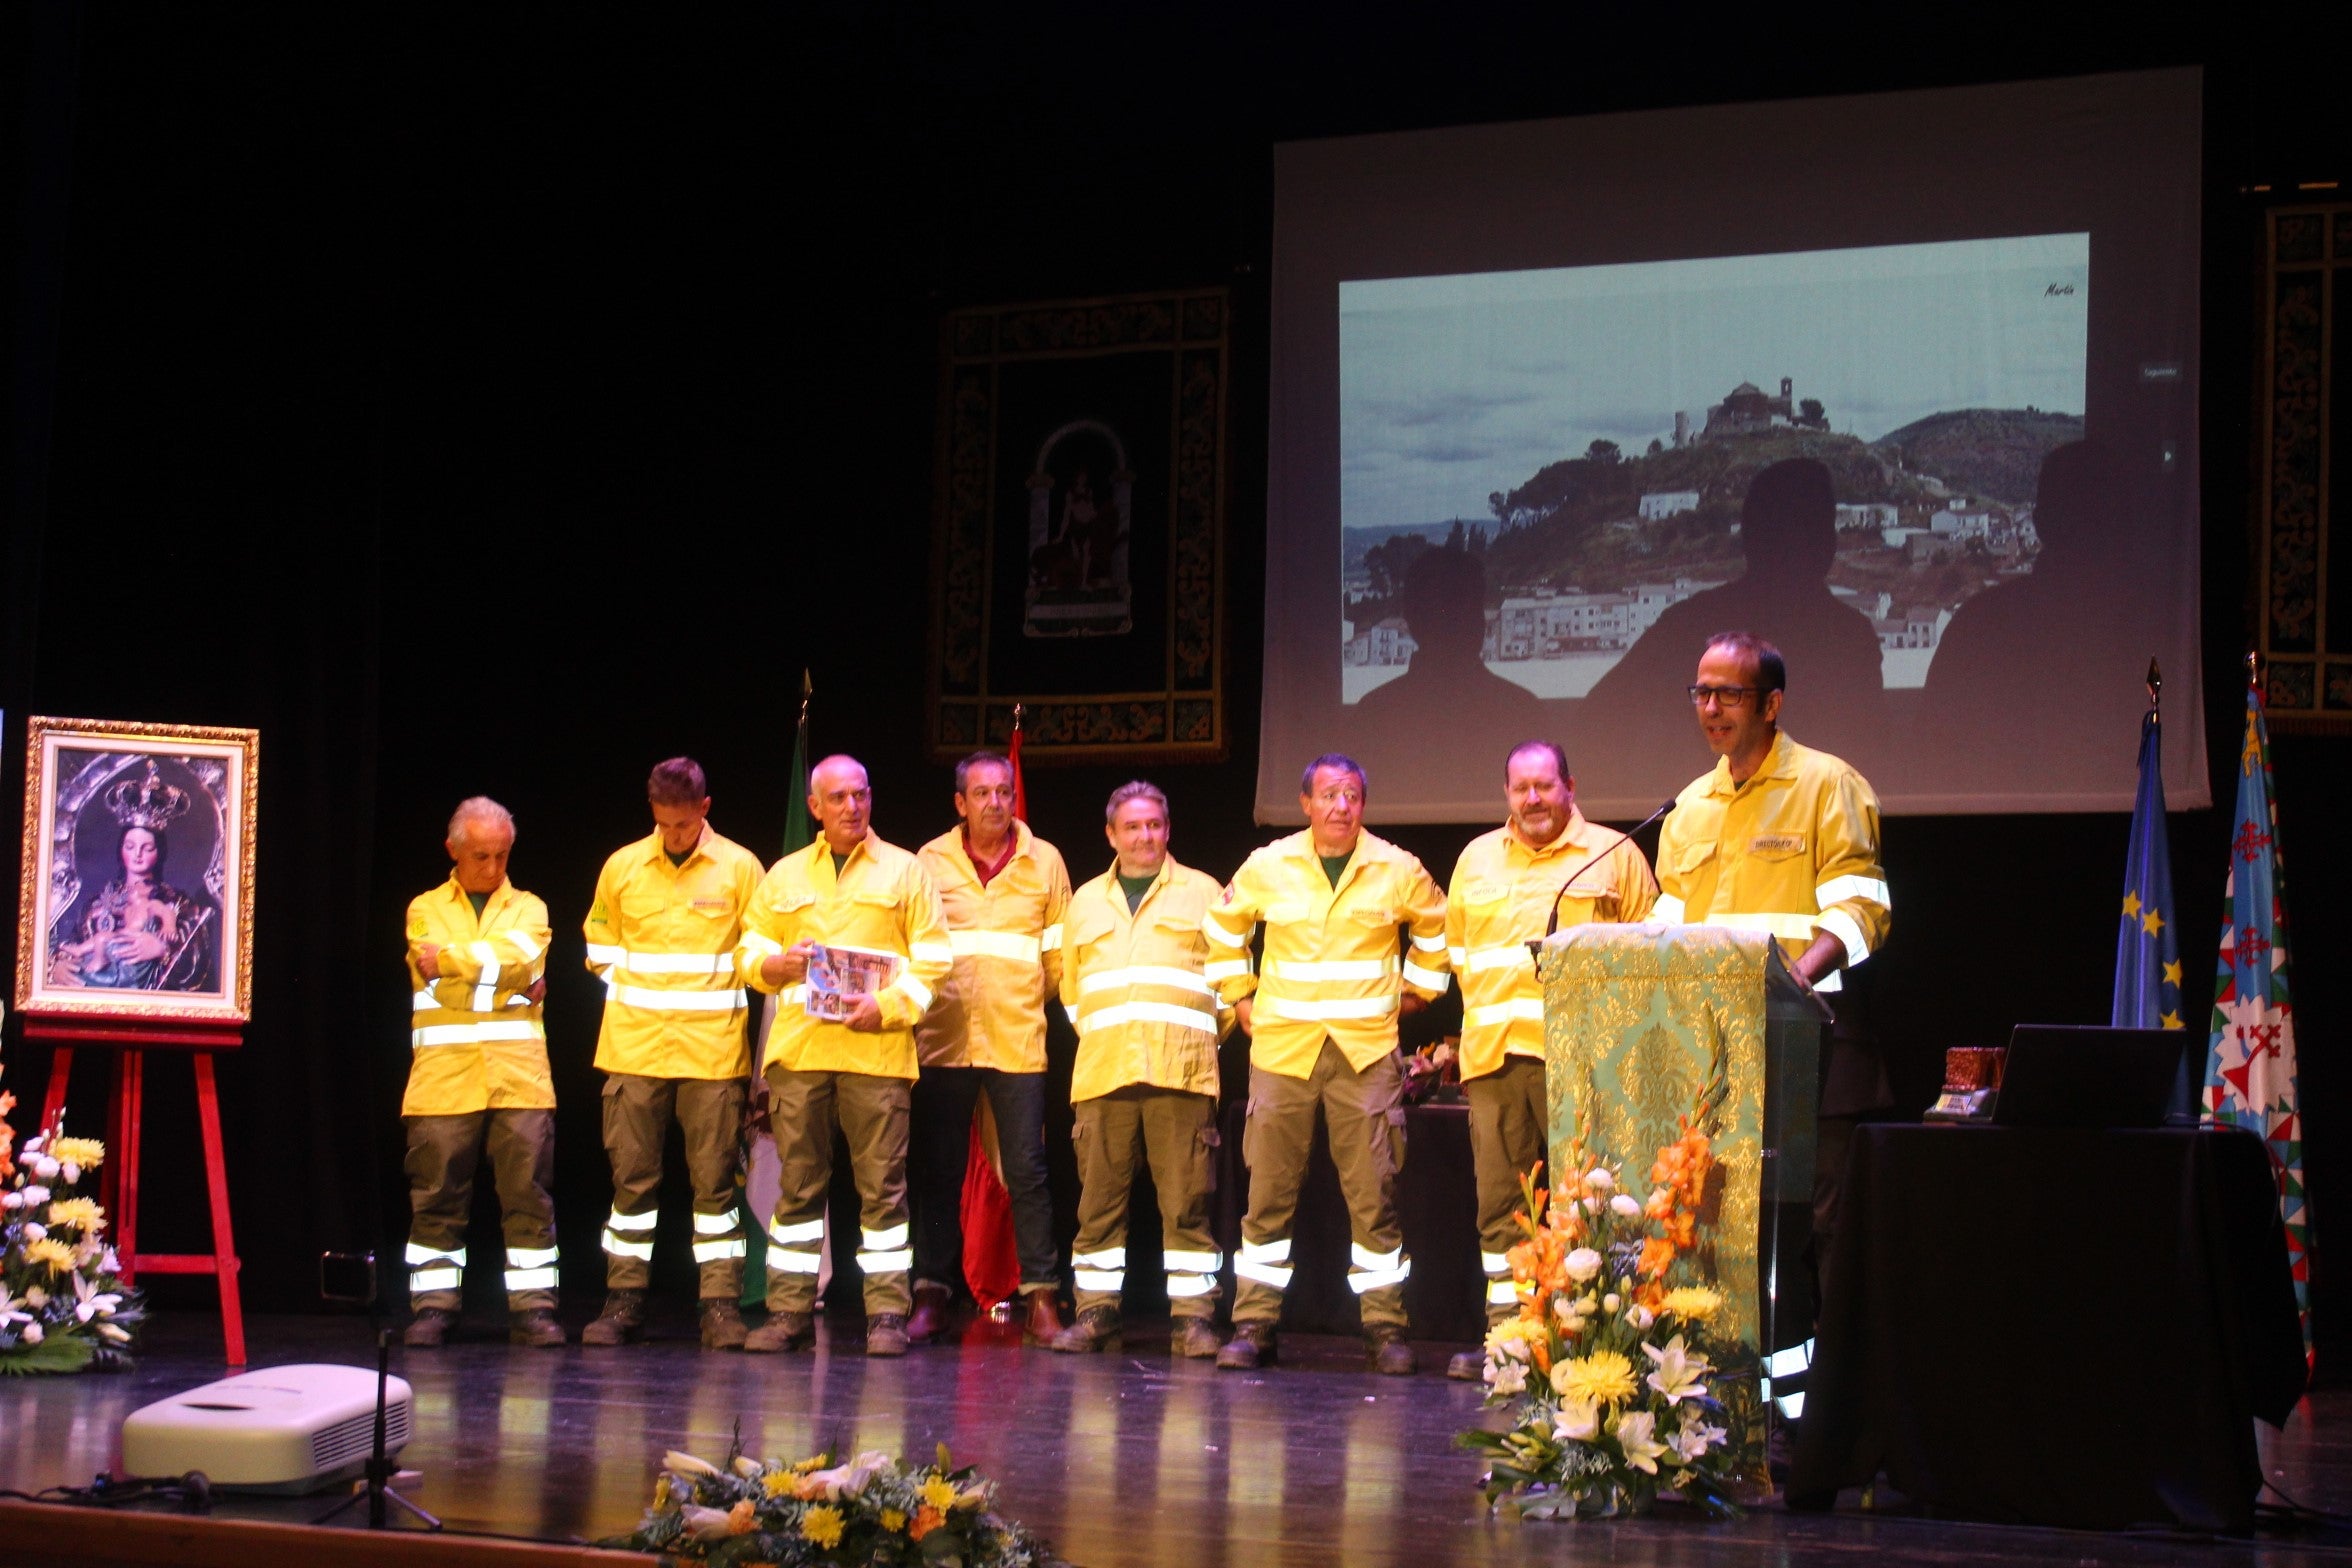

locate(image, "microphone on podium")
[[1542, 799, 1678, 940]]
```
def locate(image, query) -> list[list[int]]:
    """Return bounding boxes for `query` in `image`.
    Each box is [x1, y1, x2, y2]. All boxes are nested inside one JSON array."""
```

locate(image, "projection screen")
[[1261, 69, 2205, 822]]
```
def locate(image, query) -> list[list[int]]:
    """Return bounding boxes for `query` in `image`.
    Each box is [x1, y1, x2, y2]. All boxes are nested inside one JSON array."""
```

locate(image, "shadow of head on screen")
[[1922, 440, 2147, 788], [1580, 457, 1890, 781], [1352, 543, 1544, 733]]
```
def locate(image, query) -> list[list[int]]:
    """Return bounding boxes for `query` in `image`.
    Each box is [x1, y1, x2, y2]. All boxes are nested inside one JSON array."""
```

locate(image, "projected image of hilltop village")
[[1337, 235, 2089, 700]]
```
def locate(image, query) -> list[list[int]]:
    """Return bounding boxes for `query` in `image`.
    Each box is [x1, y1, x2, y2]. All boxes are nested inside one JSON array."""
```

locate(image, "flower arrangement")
[[1457, 1092, 1745, 1520], [609, 1439, 1065, 1568], [1, 1065, 144, 1375]]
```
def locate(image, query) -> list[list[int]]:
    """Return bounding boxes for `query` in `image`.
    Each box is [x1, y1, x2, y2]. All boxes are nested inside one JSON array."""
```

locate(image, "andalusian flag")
[[2113, 703, 2183, 1031], [2204, 673, 2311, 1364], [741, 673, 815, 1304]]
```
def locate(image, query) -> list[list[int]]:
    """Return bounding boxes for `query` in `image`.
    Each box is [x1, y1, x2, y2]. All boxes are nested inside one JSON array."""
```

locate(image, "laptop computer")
[[1991, 1024, 2195, 1129]]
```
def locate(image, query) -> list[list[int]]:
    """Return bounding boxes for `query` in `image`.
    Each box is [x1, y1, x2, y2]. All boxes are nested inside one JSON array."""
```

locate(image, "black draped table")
[[1791, 1124, 2306, 1533]]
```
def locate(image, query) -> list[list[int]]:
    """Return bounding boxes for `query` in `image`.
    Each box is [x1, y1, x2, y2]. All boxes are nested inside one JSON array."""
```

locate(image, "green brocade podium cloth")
[[1539, 923, 1827, 1489]]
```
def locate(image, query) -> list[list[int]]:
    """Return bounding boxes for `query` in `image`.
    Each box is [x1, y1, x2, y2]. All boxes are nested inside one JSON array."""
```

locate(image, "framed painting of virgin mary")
[[15, 716, 260, 1024]]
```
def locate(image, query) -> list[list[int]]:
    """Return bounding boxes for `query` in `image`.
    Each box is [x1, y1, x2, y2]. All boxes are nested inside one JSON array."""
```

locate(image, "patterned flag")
[[958, 716, 1027, 1313], [2204, 676, 2311, 1364], [2112, 706, 2183, 1031]]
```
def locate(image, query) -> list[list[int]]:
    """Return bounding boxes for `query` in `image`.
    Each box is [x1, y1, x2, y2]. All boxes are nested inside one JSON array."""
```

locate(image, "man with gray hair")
[[400, 797, 564, 1348], [1048, 781, 1230, 1357]]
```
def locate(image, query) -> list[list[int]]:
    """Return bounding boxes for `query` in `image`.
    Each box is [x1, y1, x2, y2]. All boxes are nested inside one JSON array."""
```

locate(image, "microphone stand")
[[1539, 799, 1679, 944]]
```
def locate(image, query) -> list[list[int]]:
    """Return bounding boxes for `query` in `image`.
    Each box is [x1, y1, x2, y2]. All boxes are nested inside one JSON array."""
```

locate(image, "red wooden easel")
[[28, 1017, 245, 1366]]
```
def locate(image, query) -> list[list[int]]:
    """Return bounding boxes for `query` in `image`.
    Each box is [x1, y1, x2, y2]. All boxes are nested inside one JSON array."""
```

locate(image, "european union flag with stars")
[[2113, 706, 2182, 1030]]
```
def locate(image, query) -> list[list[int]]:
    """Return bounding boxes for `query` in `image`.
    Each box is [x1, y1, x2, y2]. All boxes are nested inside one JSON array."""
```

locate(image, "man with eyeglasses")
[[1655, 632, 1891, 1287], [1203, 754, 1450, 1375]]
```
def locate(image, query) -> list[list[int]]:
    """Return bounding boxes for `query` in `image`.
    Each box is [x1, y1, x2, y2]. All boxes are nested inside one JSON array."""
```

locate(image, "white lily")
[[661, 1450, 723, 1480], [1613, 1409, 1669, 1474], [1487, 1361, 1527, 1396], [0, 1289, 33, 1329], [71, 1272, 122, 1322], [730, 1455, 763, 1479], [1675, 1407, 1728, 1461], [97, 1323, 132, 1344], [678, 1505, 736, 1541], [1551, 1397, 1600, 1442], [1642, 1334, 1711, 1404], [798, 1450, 895, 1500]]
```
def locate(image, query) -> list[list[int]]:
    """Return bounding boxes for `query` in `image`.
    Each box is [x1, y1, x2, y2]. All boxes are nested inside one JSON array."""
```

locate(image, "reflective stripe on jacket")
[[1654, 730, 1890, 993], [402, 875, 554, 1115], [1062, 857, 1228, 1101], [914, 821, 1072, 1073], [583, 824, 764, 1078], [1203, 829, 1450, 1078], [735, 834, 951, 1080], [1447, 809, 1658, 1081]]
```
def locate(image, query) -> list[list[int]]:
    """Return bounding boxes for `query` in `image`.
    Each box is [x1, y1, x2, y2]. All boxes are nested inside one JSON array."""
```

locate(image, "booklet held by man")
[[805, 943, 902, 1020]]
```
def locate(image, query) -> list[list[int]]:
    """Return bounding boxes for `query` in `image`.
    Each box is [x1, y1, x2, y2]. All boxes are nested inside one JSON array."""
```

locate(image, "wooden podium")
[[1537, 924, 1829, 1489], [28, 1017, 245, 1366]]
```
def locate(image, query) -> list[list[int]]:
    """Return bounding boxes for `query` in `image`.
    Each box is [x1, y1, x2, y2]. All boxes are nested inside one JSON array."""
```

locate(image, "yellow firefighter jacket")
[[736, 833, 952, 1080], [402, 874, 554, 1116], [583, 823, 765, 1079], [1061, 856, 1229, 1102], [1204, 829, 1451, 1078], [913, 821, 1072, 1073], [1654, 730, 1890, 994], [1447, 808, 1659, 1081]]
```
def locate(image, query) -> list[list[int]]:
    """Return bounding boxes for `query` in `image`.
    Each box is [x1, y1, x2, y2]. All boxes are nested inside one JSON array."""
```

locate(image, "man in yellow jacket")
[[1440, 740, 1657, 1379], [909, 752, 1073, 1346], [400, 797, 563, 1349], [578, 758, 765, 1351], [1204, 753, 1451, 1375], [1047, 780, 1230, 1359], [734, 754, 952, 1356], [1656, 631, 1892, 1284]]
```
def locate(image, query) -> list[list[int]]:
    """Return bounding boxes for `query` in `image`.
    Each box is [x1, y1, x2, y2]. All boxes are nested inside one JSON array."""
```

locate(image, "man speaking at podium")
[[1653, 632, 1891, 1275]]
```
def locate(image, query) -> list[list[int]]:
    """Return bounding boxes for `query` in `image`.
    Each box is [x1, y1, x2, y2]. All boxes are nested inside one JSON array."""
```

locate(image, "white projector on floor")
[[121, 1363, 413, 1494]]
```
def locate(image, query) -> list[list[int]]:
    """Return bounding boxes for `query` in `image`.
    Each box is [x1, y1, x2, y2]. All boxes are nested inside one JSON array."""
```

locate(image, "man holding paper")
[[735, 754, 953, 1356]]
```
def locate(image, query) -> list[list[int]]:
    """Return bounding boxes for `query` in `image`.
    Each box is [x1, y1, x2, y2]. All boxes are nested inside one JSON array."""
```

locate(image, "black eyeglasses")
[[1687, 685, 1764, 708]]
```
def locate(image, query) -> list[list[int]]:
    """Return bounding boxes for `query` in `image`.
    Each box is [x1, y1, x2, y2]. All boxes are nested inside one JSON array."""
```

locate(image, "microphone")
[[1542, 799, 1678, 939]]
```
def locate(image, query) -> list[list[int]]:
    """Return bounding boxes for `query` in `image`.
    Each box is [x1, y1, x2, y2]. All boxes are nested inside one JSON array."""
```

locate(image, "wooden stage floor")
[[4, 1308, 2349, 1566]]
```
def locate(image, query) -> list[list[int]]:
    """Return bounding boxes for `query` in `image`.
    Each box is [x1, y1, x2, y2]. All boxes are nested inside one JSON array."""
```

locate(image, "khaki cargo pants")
[[1232, 1039, 1410, 1330], [599, 1073, 748, 1300], [760, 1067, 911, 1317], [1464, 1053, 1546, 1325], [1070, 1086, 1220, 1319], [403, 1108, 559, 1312]]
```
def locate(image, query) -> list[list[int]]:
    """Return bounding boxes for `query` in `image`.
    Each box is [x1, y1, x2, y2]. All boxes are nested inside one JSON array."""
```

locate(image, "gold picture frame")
[[15, 716, 260, 1024]]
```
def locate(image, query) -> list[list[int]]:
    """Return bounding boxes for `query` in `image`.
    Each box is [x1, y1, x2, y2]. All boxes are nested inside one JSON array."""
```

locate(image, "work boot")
[[699, 1299, 749, 1351], [1215, 1319, 1278, 1370], [1020, 1287, 1068, 1347], [581, 1289, 647, 1346], [865, 1313, 910, 1357], [906, 1281, 955, 1345], [743, 1310, 813, 1353], [1048, 1304, 1122, 1354], [510, 1308, 567, 1348], [1365, 1323, 1416, 1376], [402, 1307, 458, 1348], [1447, 1350, 1486, 1382], [1173, 1317, 1223, 1360]]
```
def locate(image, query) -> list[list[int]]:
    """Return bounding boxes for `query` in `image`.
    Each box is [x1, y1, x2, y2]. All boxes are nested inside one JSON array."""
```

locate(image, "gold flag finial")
[[2145, 657, 2162, 713], [2246, 648, 2263, 689]]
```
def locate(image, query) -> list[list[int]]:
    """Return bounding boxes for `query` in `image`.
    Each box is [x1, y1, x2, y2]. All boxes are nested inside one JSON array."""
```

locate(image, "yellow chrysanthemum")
[[45, 1197, 104, 1233], [48, 1138, 104, 1171], [880, 1508, 907, 1533], [1662, 1286, 1722, 1321], [919, 1475, 959, 1512], [25, 1237, 77, 1274], [1483, 1316, 1543, 1353], [800, 1505, 844, 1548], [760, 1470, 795, 1498], [1551, 1348, 1638, 1408]]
